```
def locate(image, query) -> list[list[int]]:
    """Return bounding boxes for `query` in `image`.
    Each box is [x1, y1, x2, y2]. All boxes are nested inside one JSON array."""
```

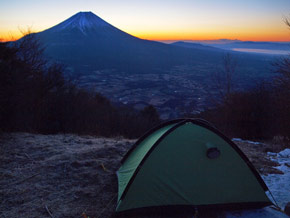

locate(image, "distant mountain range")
[[171, 41, 223, 52], [171, 40, 290, 55]]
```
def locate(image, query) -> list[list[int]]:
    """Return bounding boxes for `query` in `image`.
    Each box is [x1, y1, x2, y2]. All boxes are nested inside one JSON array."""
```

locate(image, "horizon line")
[[1, 36, 290, 43]]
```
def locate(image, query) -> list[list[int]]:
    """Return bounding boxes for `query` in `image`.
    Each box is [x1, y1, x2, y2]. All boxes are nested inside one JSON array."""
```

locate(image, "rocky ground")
[[0, 133, 286, 218], [233, 140, 283, 175]]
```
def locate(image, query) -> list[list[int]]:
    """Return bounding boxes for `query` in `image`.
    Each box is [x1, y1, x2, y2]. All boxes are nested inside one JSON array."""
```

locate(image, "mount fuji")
[[42, 11, 136, 39], [26, 12, 226, 73], [18, 11, 274, 83]]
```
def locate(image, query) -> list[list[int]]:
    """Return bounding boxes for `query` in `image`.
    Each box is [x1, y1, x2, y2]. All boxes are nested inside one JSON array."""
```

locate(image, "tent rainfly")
[[116, 119, 272, 213]]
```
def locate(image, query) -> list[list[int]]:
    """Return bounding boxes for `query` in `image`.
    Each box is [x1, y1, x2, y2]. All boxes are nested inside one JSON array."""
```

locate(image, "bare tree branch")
[[211, 52, 237, 105]]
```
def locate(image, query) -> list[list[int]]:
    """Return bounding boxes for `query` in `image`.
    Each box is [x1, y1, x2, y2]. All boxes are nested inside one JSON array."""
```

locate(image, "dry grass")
[[0, 133, 133, 218], [0, 133, 282, 218]]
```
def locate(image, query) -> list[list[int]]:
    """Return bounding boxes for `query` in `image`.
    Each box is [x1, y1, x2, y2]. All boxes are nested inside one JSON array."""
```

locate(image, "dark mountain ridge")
[[213, 41, 290, 51], [14, 11, 276, 78], [32, 12, 222, 73], [171, 41, 223, 52]]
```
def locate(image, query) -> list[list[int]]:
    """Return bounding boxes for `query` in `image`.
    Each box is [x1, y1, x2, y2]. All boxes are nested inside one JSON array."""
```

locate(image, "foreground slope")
[[0, 133, 288, 217]]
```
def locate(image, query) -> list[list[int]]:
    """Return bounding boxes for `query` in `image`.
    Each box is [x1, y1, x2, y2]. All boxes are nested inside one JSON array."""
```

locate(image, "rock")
[[285, 202, 290, 216]]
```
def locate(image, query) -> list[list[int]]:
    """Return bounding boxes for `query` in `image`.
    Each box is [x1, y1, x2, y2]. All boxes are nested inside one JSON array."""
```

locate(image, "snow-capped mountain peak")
[[49, 11, 112, 34]]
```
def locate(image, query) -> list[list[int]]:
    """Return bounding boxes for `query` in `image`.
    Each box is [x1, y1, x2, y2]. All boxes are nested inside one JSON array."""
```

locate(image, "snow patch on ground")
[[232, 141, 290, 209], [232, 138, 262, 145], [226, 207, 289, 218], [226, 140, 290, 217], [264, 148, 290, 209]]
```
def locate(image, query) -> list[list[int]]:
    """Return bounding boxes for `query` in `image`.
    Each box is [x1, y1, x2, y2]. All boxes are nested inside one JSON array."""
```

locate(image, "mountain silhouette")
[[27, 11, 224, 73], [17, 11, 274, 78], [44, 11, 136, 39]]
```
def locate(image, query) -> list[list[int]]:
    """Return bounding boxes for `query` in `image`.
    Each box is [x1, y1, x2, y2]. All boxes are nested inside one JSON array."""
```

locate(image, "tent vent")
[[206, 143, 220, 159], [207, 147, 220, 159]]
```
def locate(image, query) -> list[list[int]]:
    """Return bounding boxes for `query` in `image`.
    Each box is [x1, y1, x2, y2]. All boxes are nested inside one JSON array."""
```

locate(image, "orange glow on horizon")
[[1, 34, 289, 43], [0, 35, 21, 42], [0, 30, 24, 42], [132, 32, 290, 42], [134, 35, 290, 42], [1, 28, 289, 43]]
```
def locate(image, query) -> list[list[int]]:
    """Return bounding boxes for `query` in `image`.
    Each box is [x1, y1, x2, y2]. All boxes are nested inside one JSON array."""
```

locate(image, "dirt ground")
[[0, 133, 283, 218]]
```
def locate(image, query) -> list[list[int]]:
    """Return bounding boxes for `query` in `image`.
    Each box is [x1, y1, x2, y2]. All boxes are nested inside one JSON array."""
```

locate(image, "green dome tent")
[[116, 119, 272, 213]]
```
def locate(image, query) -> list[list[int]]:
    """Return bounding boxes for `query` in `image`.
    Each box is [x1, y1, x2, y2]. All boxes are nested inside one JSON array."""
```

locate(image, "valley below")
[[77, 67, 209, 119], [73, 58, 274, 119]]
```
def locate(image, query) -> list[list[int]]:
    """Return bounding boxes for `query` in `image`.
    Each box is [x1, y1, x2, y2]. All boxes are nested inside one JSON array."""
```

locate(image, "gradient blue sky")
[[1, 0, 290, 41]]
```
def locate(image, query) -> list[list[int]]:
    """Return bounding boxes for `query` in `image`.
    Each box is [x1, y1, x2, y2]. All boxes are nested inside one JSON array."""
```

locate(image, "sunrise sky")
[[1, 0, 290, 42]]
